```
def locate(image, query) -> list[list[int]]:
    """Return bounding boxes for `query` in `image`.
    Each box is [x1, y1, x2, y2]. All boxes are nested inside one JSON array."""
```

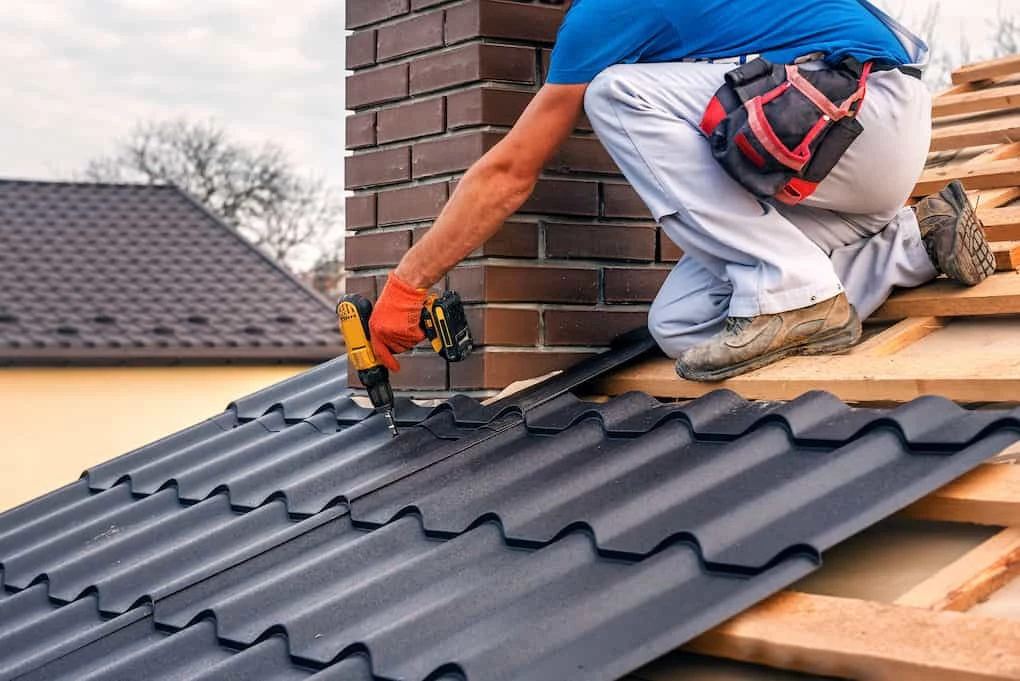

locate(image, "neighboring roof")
[[0, 180, 342, 364], [2, 341, 1018, 681]]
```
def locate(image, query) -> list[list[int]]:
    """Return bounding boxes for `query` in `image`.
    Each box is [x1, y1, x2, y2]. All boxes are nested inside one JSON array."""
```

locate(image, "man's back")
[[548, 0, 912, 85]]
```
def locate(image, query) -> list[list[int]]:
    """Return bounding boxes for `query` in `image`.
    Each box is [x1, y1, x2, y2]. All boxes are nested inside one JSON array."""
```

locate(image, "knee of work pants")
[[647, 260, 732, 358]]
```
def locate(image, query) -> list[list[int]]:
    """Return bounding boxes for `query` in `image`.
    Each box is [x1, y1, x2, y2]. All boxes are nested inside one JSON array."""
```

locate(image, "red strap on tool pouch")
[[699, 58, 873, 206]]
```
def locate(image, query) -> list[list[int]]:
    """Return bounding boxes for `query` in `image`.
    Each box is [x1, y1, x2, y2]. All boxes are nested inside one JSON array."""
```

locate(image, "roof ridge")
[[0, 177, 175, 190], [168, 185, 338, 314]]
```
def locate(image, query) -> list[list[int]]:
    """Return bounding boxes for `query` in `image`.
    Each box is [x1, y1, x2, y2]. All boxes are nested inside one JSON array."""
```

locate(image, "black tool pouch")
[[699, 57, 873, 205]]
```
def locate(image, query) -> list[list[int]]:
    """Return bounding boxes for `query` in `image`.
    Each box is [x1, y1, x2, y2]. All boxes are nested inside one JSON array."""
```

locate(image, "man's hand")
[[369, 272, 427, 372]]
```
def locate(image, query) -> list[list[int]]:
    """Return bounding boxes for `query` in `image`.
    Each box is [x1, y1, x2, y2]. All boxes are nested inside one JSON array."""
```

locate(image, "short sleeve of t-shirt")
[[546, 0, 672, 85]]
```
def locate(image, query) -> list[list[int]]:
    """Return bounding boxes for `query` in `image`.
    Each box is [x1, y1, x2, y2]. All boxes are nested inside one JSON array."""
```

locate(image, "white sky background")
[[0, 1, 1016, 197]]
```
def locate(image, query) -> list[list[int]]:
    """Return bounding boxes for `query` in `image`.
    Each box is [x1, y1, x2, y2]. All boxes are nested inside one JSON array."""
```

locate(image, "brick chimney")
[[345, 0, 677, 393]]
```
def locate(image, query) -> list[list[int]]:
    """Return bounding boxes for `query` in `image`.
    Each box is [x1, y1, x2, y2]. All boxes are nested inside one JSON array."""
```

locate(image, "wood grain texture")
[[952, 54, 1020, 85], [905, 464, 1020, 527], [599, 353, 1020, 403], [685, 592, 1020, 681], [870, 273, 1020, 322], [913, 158, 1020, 196], [895, 527, 1020, 612], [852, 317, 945, 357], [930, 113, 1020, 153], [933, 83, 1020, 118]]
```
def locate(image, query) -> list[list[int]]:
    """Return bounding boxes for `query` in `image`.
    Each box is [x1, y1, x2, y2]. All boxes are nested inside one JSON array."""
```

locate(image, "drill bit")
[[382, 409, 399, 438]]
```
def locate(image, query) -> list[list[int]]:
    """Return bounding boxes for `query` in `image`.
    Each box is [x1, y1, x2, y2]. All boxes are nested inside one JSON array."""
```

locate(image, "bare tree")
[[83, 118, 342, 271], [991, 2, 1019, 57]]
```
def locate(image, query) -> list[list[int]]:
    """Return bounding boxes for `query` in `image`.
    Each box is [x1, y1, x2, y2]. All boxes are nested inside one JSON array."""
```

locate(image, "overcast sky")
[[0, 1, 1015, 189]]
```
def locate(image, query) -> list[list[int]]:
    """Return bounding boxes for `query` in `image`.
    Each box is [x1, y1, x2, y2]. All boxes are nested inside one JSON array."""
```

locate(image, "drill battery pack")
[[420, 291, 473, 362]]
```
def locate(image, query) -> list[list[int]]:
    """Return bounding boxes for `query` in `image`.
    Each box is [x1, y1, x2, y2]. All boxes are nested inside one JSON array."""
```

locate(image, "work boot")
[[676, 293, 862, 382], [914, 180, 995, 286]]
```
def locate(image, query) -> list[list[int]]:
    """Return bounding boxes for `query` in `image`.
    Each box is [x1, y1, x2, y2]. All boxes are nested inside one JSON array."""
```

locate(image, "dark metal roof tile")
[[0, 180, 341, 364], [153, 516, 816, 681]]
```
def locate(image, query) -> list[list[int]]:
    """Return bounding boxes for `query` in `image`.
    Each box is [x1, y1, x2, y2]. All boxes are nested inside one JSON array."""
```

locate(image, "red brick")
[[376, 182, 449, 225], [464, 306, 540, 346], [410, 43, 535, 95], [346, 194, 376, 230], [520, 179, 599, 217], [547, 137, 619, 175], [449, 349, 595, 390], [544, 308, 647, 346], [344, 274, 378, 299], [345, 147, 411, 189], [447, 87, 534, 129], [445, 0, 565, 45], [413, 220, 538, 258], [476, 221, 539, 258], [377, 12, 445, 61], [602, 182, 653, 219], [347, 0, 409, 29], [449, 265, 599, 304], [544, 222, 656, 262], [413, 130, 502, 179], [346, 63, 409, 110], [377, 98, 445, 144], [603, 267, 670, 303], [658, 229, 685, 263], [349, 352, 446, 390], [345, 230, 412, 270], [346, 31, 376, 69], [345, 112, 376, 150], [444, 85, 590, 132]]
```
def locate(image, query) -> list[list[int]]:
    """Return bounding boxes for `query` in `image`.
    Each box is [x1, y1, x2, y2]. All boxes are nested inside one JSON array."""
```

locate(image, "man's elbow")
[[470, 152, 539, 210]]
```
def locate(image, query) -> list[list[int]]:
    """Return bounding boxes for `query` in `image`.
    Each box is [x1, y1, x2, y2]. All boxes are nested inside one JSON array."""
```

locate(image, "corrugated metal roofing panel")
[[353, 392, 1020, 568], [0, 585, 150, 680], [0, 487, 341, 614], [2, 342, 1019, 681], [154, 516, 816, 681]]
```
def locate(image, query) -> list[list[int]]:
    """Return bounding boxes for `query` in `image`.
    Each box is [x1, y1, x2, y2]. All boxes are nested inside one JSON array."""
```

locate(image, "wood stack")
[[598, 54, 1020, 681]]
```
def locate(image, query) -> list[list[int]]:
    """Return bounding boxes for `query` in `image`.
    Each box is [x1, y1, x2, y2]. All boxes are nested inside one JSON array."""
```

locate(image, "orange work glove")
[[369, 272, 428, 372]]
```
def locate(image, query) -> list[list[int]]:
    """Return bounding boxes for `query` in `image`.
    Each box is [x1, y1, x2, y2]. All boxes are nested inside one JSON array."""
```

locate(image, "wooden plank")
[[914, 158, 1020, 196], [905, 464, 1020, 527], [684, 592, 1020, 681], [930, 113, 1020, 153], [870, 273, 1020, 322], [952, 54, 1020, 86], [895, 527, 1020, 612], [993, 242, 1020, 272], [933, 83, 1020, 118], [598, 353, 1020, 403], [984, 206, 1020, 242], [853, 317, 945, 357]]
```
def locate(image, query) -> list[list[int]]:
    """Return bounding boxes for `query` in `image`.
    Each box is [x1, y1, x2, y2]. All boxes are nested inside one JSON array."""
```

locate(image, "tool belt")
[[699, 57, 876, 206]]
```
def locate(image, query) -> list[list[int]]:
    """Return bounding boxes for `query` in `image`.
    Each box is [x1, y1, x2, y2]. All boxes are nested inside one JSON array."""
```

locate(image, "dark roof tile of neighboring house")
[[0, 180, 342, 364], [2, 344, 1018, 681]]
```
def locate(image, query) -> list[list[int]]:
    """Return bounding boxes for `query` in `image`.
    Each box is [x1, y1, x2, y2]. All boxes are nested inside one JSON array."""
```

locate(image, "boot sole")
[[941, 181, 995, 286], [676, 309, 863, 382]]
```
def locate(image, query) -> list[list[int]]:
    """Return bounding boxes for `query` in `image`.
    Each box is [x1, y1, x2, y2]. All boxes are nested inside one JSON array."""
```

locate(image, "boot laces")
[[725, 317, 752, 335]]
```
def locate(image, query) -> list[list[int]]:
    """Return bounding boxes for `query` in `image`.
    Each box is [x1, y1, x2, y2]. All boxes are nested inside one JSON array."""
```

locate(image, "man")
[[366, 0, 994, 381]]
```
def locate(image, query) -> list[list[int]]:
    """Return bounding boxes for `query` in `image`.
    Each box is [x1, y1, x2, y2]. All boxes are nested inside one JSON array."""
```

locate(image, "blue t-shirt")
[[547, 0, 913, 85]]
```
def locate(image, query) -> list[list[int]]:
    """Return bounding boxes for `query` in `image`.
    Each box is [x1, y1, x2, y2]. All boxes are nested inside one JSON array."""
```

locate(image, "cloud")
[[0, 1, 346, 186]]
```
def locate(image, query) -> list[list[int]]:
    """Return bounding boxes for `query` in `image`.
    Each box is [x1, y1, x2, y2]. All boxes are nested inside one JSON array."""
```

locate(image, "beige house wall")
[[0, 365, 312, 511]]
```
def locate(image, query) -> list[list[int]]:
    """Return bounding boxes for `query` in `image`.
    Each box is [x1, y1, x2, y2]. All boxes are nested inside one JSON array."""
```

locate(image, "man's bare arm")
[[394, 83, 588, 289]]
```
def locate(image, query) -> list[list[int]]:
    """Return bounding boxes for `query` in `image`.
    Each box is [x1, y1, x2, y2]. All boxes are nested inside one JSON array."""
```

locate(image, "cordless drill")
[[336, 291, 473, 437]]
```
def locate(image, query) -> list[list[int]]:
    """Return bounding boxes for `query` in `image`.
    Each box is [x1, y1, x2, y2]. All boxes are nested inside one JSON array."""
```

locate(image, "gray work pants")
[[583, 61, 936, 357]]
